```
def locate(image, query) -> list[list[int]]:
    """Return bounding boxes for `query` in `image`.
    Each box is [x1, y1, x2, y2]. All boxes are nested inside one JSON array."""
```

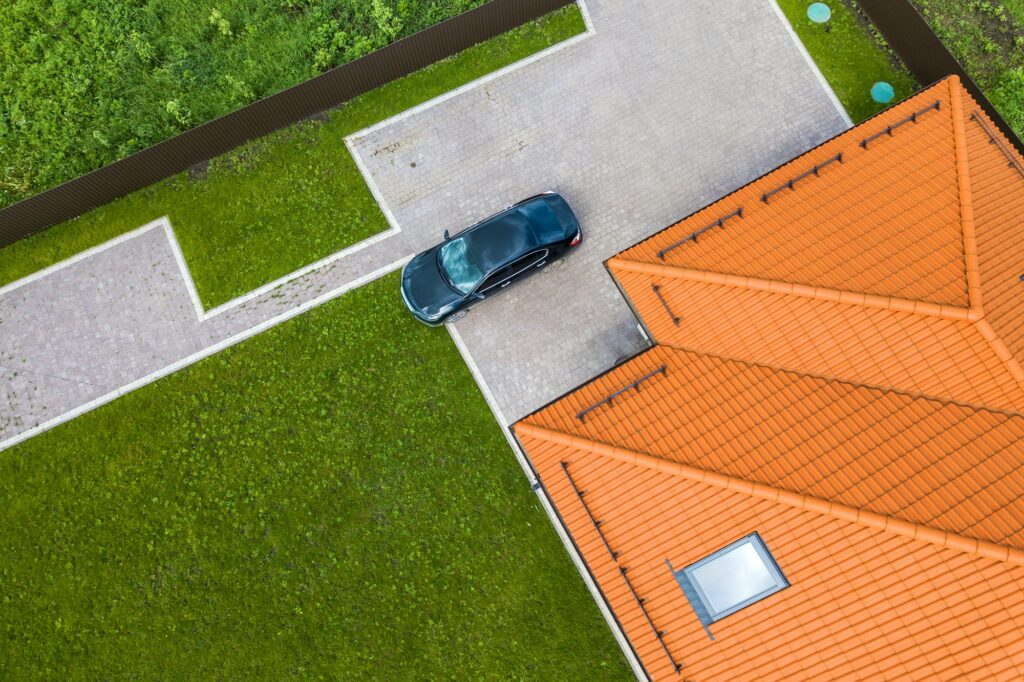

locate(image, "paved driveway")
[[0, 0, 847, 447], [349, 0, 848, 423]]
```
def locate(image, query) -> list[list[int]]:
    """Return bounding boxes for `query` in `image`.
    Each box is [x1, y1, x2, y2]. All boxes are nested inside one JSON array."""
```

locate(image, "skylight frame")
[[671, 532, 789, 627]]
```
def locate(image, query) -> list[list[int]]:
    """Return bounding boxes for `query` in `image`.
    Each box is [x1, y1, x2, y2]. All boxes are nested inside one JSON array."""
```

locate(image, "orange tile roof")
[[610, 263, 1024, 413], [621, 79, 971, 307], [612, 77, 1024, 412], [514, 77, 1024, 680], [525, 345, 1024, 551], [517, 412, 1024, 681], [967, 103, 1024, 371]]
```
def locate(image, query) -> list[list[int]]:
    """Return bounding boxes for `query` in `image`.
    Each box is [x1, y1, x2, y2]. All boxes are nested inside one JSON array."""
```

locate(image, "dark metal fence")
[[855, 0, 1024, 157], [0, 0, 573, 247]]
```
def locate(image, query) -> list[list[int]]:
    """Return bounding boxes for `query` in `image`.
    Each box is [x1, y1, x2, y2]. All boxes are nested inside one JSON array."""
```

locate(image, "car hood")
[[401, 250, 464, 319]]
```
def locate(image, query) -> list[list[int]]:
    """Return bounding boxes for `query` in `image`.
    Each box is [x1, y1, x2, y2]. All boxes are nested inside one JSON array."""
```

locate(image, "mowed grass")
[[777, 0, 918, 123], [0, 7, 585, 308], [0, 273, 630, 680]]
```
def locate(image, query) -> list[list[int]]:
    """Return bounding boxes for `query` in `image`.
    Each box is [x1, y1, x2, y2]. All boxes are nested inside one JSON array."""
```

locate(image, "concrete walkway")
[[0, 0, 848, 449]]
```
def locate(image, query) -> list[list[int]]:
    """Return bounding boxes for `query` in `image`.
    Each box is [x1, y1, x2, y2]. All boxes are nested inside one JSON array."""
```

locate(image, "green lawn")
[[911, 0, 1024, 138], [0, 273, 630, 680], [0, 7, 585, 309], [0, 0, 488, 209], [777, 0, 918, 123]]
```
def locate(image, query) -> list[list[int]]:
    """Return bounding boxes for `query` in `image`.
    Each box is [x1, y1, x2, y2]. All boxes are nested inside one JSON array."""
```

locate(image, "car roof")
[[461, 206, 542, 274]]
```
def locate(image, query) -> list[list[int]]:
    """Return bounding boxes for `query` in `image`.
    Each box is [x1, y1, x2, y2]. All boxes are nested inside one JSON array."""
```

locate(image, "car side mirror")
[[443, 230, 450, 240]]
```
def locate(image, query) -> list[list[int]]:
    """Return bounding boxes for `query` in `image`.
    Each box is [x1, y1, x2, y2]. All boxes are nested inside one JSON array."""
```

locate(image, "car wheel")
[[445, 310, 468, 324]]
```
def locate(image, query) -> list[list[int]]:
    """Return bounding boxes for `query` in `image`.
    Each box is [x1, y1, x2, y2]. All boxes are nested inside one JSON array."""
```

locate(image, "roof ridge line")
[[950, 76, 985, 311], [515, 421, 1024, 566], [607, 257, 979, 321]]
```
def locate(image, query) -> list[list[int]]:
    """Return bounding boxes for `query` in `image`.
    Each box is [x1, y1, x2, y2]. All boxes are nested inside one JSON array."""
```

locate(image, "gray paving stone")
[[0, 0, 848, 446], [349, 0, 848, 422]]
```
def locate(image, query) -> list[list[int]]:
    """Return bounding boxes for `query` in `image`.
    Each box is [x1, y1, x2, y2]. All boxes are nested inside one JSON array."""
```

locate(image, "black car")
[[400, 192, 582, 325]]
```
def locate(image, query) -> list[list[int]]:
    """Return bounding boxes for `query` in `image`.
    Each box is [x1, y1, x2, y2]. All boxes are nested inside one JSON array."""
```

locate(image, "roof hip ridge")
[[607, 257, 978, 321], [974, 318, 1024, 384], [515, 421, 1024, 566], [950, 78, 985, 311]]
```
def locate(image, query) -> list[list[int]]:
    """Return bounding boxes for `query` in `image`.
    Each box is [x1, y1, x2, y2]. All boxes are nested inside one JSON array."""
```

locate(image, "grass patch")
[[0, 6, 585, 308], [777, 0, 918, 123], [911, 0, 1024, 137], [0, 273, 629, 679]]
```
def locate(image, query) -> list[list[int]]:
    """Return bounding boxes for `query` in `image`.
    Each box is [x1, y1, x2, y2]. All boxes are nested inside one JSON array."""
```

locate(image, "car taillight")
[[569, 229, 582, 247]]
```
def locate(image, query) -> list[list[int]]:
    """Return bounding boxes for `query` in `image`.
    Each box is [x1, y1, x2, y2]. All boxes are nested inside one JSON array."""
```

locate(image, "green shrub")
[[992, 67, 1024, 133]]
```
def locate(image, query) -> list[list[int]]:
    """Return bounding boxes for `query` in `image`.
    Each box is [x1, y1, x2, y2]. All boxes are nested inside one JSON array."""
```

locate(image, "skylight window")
[[670, 533, 788, 627]]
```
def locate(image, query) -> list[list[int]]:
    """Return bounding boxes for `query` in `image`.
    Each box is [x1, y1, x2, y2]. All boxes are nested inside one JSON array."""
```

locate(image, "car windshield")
[[438, 237, 485, 294]]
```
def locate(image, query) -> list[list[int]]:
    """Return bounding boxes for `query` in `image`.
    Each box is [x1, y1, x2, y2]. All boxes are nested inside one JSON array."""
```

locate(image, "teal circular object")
[[871, 81, 895, 103], [807, 2, 831, 23]]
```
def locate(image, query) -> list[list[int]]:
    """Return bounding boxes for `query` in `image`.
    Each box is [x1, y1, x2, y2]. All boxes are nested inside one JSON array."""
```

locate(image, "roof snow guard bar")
[[656, 207, 744, 259], [560, 460, 684, 675], [576, 365, 668, 423], [652, 284, 681, 326], [561, 461, 619, 561], [859, 100, 941, 150], [761, 152, 844, 204], [620, 565, 684, 675], [970, 111, 1024, 179]]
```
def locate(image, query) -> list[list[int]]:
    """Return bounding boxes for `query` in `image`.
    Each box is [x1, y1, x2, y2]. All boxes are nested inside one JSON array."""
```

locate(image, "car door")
[[476, 249, 548, 297], [512, 248, 549, 284]]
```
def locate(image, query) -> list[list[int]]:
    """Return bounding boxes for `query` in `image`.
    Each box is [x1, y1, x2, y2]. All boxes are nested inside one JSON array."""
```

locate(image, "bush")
[[992, 67, 1024, 134], [910, 0, 1024, 139]]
